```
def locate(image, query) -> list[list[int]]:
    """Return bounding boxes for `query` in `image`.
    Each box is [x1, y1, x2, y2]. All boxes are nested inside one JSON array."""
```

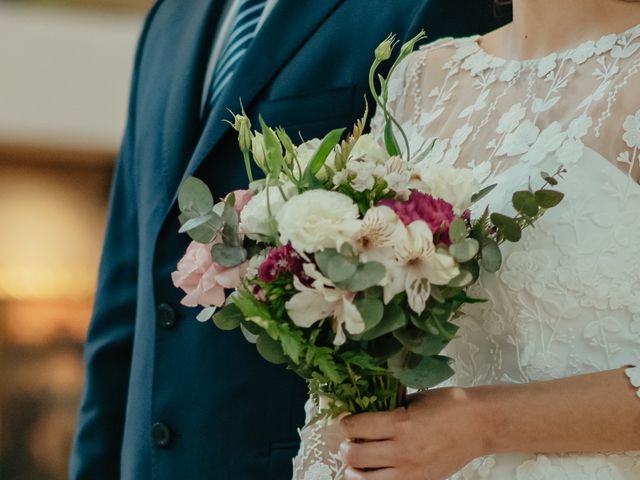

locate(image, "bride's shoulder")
[[399, 36, 480, 77]]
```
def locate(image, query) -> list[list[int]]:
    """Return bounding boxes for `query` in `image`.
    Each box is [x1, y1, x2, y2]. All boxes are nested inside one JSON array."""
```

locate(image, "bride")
[[292, 0, 640, 478]]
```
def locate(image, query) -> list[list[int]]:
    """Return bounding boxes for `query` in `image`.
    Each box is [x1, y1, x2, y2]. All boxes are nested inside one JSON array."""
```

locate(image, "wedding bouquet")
[[172, 32, 565, 418]]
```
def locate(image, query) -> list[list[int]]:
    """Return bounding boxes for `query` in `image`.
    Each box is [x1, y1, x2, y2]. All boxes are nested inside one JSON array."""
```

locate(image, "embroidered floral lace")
[[293, 24, 640, 479]]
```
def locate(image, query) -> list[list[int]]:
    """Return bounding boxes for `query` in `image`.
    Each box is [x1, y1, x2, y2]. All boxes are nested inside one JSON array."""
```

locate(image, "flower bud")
[[251, 132, 267, 170], [232, 114, 252, 153], [374, 35, 395, 61]]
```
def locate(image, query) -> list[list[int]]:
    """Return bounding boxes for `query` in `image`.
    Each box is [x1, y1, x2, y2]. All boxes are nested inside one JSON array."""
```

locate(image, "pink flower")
[[258, 244, 310, 284], [379, 191, 456, 246], [231, 189, 253, 215], [172, 240, 247, 308]]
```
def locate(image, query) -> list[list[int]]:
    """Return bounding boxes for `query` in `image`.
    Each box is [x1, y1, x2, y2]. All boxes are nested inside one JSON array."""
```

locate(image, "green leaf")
[[360, 302, 407, 341], [188, 222, 223, 244], [212, 304, 244, 331], [471, 183, 497, 204], [368, 334, 403, 361], [315, 249, 339, 277], [312, 347, 347, 384], [541, 171, 559, 186], [212, 244, 247, 267], [354, 295, 384, 332], [513, 191, 539, 217], [448, 269, 474, 288], [307, 128, 345, 176], [449, 238, 479, 263], [338, 261, 386, 292], [179, 213, 214, 233], [221, 199, 242, 247], [389, 353, 455, 389], [178, 177, 214, 215], [383, 121, 401, 156], [256, 333, 287, 364], [394, 325, 454, 357], [535, 189, 564, 209], [327, 255, 359, 283], [480, 239, 502, 273], [490, 213, 522, 242], [449, 217, 468, 244]]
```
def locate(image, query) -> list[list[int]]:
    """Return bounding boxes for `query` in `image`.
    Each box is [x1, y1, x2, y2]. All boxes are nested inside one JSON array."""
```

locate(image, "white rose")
[[349, 134, 389, 164], [240, 183, 297, 241], [276, 190, 361, 253], [416, 163, 481, 215]]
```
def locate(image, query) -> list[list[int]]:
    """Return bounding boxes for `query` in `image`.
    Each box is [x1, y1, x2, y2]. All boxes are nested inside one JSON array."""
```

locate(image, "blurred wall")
[[0, 3, 148, 479]]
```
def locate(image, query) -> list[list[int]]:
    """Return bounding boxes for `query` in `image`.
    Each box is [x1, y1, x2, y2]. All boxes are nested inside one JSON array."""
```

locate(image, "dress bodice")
[[294, 24, 640, 480]]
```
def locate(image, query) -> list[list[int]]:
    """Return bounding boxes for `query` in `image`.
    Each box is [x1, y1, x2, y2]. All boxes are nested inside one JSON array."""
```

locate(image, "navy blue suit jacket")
[[70, 1, 505, 479]]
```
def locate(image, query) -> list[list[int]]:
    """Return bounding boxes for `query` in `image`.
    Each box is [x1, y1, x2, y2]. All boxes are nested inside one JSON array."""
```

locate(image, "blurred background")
[[0, 0, 152, 478]]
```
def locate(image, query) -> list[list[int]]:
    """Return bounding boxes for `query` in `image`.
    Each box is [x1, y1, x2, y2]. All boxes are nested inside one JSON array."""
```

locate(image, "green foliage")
[[535, 190, 565, 208], [388, 352, 455, 389], [480, 239, 502, 273], [491, 213, 523, 242], [256, 333, 287, 364], [212, 304, 244, 331], [449, 238, 480, 263], [513, 191, 539, 217]]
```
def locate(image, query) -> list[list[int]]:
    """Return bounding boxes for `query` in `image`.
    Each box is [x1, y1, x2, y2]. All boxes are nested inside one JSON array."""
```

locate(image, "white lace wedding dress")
[[292, 22, 640, 480]]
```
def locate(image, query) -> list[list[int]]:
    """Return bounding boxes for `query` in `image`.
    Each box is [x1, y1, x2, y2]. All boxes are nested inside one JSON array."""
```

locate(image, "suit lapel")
[[176, 0, 346, 195], [159, 0, 225, 201]]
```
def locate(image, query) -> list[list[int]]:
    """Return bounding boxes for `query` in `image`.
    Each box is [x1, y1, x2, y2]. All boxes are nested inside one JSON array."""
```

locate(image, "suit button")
[[157, 303, 177, 329], [151, 422, 172, 448]]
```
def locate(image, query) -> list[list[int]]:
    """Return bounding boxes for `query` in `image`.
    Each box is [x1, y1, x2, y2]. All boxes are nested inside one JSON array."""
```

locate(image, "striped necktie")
[[205, 0, 268, 114]]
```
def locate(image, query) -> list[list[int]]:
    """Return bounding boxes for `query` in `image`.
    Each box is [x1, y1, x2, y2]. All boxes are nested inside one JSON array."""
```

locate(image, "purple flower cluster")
[[379, 191, 456, 246], [258, 244, 309, 283]]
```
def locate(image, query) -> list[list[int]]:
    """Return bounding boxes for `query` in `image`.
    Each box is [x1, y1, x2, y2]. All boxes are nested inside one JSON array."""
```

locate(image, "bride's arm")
[[339, 367, 640, 480]]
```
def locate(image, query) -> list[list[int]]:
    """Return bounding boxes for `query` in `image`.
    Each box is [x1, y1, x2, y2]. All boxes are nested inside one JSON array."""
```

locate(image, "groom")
[[70, 1, 504, 479]]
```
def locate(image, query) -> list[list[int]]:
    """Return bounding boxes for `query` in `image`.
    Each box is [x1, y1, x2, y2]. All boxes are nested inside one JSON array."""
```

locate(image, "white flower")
[[567, 114, 593, 139], [595, 34, 617, 54], [349, 158, 377, 192], [384, 221, 460, 314], [416, 163, 481, 214], [496, 103, 527, 135], [285, 264, 365, 346], [276, 190, 361, 253], [251, 132, 267, 170], [355, 206, 404, 253], [349, 134, 389, 164], [622, 110, 640, 149], [520, 121, 566, 165], [240, 183, 297, 240], [377, 156, 415, 197]]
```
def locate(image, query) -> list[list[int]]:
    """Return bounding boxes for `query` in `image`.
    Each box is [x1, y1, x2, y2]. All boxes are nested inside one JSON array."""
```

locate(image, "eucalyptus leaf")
[[212, 304, 244, 331], [512, 191, 539, 217], [448, 269, 474, 288], [338, 261, 386, 292], [360, 302, 407, 341], [179, 213, 214, 234], [449, 238, 480, 263], [212, 244, 247, 267], [315, 249, 339, 277], [389, 354, 454, 389], [256, 333, 287, 365], [368, 334, 404, 361], [480, 239, 502, 273], [449, 217, 468, 244], [178, 177, 214, 215], [535, 189, 564, 208], [327, 255, 359, 283], [354, 295, 384, 332], [491, 213, 522, 242], [395, 325, 453, 357], [187, 221, 223, 244]]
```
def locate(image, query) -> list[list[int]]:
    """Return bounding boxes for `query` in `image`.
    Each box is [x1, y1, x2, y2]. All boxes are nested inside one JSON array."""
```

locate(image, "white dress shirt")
[[201, 0, 279, 114]]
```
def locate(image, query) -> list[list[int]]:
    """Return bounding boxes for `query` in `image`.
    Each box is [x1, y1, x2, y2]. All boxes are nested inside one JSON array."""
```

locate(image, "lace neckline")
[[458, 21, 640, 73]]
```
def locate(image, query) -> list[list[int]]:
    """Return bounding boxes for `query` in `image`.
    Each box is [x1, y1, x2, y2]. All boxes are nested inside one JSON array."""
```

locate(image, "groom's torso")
[[120, 1, 499, 478]]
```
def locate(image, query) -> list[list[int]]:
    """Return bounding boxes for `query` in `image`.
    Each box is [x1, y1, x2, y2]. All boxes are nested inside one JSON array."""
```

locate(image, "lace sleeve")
[[625, 366, 640, 399]]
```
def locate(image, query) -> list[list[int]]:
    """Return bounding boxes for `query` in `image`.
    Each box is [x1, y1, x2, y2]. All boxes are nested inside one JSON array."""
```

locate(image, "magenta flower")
[[379, 191, 456, 246], [258, 244, 309, 284]]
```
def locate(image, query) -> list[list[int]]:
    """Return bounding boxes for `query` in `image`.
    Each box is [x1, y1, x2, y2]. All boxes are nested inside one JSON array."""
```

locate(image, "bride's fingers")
[[340, 440, 398, 469], [344, 467, 396, 480], [340, 409, 403, 440]]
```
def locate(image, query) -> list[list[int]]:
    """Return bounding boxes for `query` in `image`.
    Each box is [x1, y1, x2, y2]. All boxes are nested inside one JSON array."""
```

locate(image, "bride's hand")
[[339, 387, 489, 480]]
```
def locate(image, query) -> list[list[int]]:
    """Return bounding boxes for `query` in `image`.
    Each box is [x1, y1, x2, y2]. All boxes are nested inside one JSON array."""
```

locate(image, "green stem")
[[242, 151, 254, 183]]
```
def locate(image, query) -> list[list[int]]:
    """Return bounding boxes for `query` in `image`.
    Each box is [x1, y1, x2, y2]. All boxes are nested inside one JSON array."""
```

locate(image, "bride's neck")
[[496, 0, 640, 60]]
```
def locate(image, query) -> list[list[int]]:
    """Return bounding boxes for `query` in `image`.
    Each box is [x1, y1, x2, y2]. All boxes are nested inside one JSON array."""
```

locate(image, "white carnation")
[[416, 163, 481, 214], [349, 134, 389, 164], [276, 190, 361, 253], [240, 183, 297, 241]]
